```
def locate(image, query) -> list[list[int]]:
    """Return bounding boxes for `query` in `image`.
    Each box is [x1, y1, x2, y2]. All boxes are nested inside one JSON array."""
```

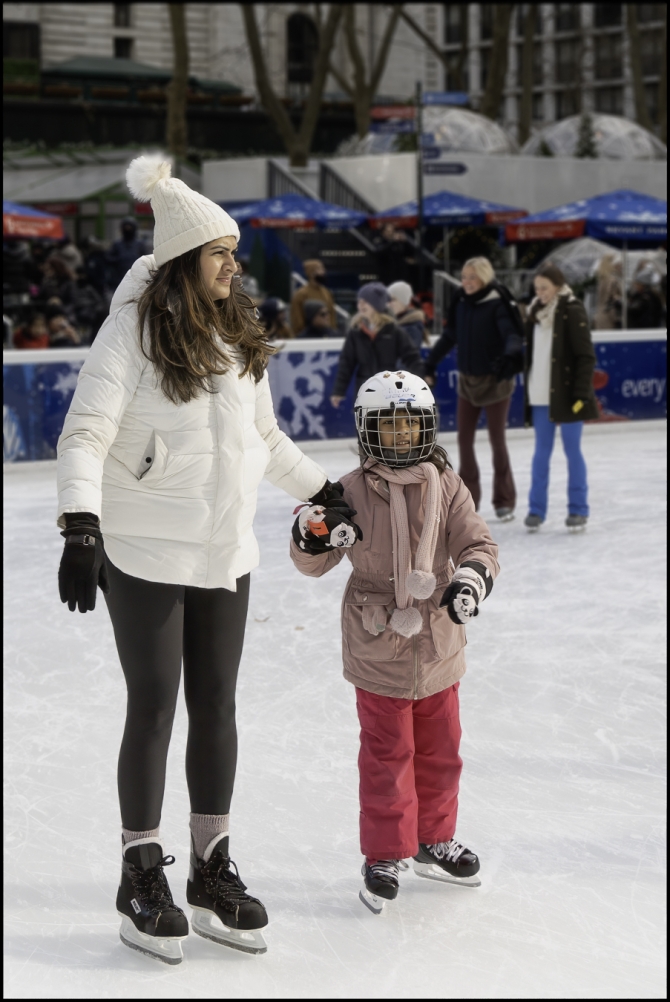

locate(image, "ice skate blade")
[[191, 906, 267, 954], [413, 861, 481, 887], [567, 525, 587, 533], [496, 513, 515, 523], [118, 914, 185, 965], [359, 886, 387, 914]]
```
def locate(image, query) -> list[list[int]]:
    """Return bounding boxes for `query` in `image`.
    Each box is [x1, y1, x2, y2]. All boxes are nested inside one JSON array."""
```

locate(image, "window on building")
[[445, 51, 468, 91], [114, 4, 132, 29], [532, 92, 544, 121], [556, 89, 579, 117], [444, 4, 466, 45], [480, 4, 494, 40], [286, 12, 318, 89], [594, 4, 622, 28], [594, 86, 623, 114], [554, 4, 580, 32], [515, 42, 543, 87], [594, 34, 622, 80], [644, 82, 659, 121], [555, 38, 581, 84], [516, 4, 543, 38], [3, 21, 40, 59], [637, 4, 664, 22], [640, 30, 663, 77], [114, 37, 133, 59]]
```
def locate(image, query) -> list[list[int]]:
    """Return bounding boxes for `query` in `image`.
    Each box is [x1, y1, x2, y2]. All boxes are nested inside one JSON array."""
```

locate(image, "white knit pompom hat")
[[126, 155, 240, 267]]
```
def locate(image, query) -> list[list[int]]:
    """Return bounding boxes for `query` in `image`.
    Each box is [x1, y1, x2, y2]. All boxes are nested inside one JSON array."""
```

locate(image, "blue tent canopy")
[[505, 189, 667, 246], [225, 193, 367, 229], [372, 190, 527, 228]]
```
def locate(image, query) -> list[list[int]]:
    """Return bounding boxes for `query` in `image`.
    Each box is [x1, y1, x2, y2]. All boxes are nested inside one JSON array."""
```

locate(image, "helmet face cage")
[[356, 403, 438, 467]]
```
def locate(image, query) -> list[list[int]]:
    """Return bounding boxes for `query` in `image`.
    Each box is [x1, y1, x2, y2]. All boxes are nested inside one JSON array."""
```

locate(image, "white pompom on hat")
[[126, 155, 240, 267]]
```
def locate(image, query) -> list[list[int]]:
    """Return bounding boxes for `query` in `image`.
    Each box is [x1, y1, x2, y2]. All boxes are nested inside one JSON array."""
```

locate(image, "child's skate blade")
[[359, 886, 386, 914], [413, 861, 481, 887], [190, 906, 267, 954], [567, 524, 587, 533], [396, 858, 410, 870], [118, 914, 185, 965]]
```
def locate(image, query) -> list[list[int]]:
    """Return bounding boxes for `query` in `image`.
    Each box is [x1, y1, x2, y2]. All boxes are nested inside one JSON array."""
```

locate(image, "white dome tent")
[[521, 114, 667, 160], [337, 107, 517, 157]]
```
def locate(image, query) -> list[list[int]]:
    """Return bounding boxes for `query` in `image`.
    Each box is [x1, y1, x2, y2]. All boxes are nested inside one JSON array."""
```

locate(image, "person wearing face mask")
[[106, 216, 147, 290], [329, 282, 421, 409], [424, 257, 524, 523], [55, 156, 357, 964], [524, 263, 598, 533]]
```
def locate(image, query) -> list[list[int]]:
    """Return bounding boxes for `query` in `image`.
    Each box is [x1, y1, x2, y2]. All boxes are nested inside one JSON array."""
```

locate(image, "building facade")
[[3, 3, 666, 140]]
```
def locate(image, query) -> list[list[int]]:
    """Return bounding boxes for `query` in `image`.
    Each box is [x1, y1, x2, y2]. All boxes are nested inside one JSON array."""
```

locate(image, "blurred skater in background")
[[296, 299, 337, 339], [424, 257, 524, 522], [290, 259, 336, 334], [386, 281, 428, 347], [330, 282, 421, 409], [258, 297, 292, 341], [523, 263, 599, 533]]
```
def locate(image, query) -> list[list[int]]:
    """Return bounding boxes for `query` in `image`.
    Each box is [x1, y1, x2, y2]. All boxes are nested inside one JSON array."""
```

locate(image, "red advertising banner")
[[250, 218, 316, 229], [370, 105, 415, 120], [505, 219, 585, 241], [485, 210, 528, 225], [3, 213, 64, 239]]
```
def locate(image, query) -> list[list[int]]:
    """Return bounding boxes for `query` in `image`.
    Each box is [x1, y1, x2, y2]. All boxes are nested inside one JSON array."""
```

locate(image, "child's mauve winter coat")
[[290, 464, 499, 699]]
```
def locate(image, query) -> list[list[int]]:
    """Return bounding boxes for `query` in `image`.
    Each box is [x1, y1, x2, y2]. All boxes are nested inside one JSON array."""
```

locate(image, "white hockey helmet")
[[354, 370, 438, 467]]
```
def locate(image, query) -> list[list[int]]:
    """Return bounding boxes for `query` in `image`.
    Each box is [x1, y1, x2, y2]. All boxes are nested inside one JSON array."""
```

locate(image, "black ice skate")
[[565, 514, 588, 533], [413, 840, 481, 887], [186, 834, 268, 954], [116, 839, 189, 965], [359, 860, 400, 914]]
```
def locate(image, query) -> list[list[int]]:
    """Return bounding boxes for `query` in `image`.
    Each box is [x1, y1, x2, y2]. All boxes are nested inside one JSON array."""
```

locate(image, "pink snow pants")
[[355, 683, 463, 860]]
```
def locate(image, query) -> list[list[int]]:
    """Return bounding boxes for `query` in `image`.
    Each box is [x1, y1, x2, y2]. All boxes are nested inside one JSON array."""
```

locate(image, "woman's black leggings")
[[104, 559, 250, 831]]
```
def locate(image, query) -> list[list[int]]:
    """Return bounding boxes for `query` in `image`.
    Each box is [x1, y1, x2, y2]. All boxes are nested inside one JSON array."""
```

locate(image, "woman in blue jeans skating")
[[523, 264, 599, 532]]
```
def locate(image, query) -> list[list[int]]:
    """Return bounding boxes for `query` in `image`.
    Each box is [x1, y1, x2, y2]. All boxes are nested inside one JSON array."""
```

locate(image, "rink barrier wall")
[[3, 329, 667, 463]]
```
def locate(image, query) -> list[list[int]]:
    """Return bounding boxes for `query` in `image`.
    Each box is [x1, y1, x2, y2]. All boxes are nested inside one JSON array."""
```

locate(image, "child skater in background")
[[290, 370, 499, 913]]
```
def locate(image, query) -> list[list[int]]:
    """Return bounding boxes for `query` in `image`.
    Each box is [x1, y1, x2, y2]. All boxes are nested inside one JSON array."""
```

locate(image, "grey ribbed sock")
[[122, 826, 160, 846], [190, 813, 229, 861]]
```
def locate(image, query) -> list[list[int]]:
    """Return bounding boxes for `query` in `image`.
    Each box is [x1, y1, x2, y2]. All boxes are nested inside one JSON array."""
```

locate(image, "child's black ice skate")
[[359, 860, 400, 914], [186, 835, 268, 954], [413, 840, 481, 887], [116, 840, 189, 965]]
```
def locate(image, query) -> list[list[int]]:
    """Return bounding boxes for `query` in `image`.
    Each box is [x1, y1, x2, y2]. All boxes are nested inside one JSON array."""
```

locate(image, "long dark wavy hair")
[[137, 247, 274, 404]]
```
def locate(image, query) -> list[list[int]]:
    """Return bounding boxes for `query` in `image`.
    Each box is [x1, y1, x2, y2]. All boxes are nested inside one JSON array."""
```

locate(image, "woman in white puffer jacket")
[[56, 157, 359, 963]]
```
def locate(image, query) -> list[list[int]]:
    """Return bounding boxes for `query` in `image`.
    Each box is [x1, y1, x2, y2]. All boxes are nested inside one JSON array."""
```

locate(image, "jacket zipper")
[[412, 635, 418, 700]]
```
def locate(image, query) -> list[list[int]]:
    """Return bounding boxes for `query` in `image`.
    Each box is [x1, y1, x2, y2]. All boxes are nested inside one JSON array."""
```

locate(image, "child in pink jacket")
[[290, 370, 499, 913]]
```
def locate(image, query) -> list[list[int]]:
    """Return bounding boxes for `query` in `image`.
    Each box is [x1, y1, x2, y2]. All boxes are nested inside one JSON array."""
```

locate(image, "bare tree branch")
[[241, 4, 343, 167], [328, 60, 354, 97], [627, 5, 654, 132], [518, 4, 536, 146], [166, 3, 189, 158], [398, 5, 448, 68], [370, 5, 402, 94], [479, 4, 513, 121]]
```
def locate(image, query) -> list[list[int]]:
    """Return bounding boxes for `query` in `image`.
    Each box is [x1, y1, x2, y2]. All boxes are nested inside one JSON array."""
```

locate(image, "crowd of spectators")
[[3, 217, 149, 350]]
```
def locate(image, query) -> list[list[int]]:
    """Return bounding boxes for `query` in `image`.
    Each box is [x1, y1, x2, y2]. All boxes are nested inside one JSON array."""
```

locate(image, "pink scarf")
[[365, 459, 442, 637]]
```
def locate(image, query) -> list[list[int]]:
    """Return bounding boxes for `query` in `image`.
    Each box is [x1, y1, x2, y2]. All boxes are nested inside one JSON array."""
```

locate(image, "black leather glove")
[[58, 512, 109, 613], [440, 561, 492, 625], [494, 353, 524, 382], [292, 498, 363, 554]]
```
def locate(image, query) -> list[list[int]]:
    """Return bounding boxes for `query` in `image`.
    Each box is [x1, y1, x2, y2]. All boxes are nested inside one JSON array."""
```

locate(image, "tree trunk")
[[166, 3, 189, 159], [657, 7, 667, 142], [341, 4, 401, 139], [479, 4, 513, 121], [241, 4, 343, 167], [455, 4, 469, 91], [518, 4, 537, 146], [627, 5, 654, 132]]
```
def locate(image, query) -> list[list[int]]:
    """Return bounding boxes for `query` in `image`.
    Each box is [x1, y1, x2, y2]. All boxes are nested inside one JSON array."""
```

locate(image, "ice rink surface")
[[4, 423, 667, 1000]]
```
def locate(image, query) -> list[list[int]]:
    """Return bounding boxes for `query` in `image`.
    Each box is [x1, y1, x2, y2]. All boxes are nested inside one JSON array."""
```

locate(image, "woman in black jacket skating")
[[330, 282, 421, 408], [424, 257, 524, 521]]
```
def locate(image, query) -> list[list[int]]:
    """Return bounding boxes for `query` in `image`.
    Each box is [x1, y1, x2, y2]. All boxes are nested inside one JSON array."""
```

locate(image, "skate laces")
[[426, 839, 467, 863], [368, 860, 400, 883], [129, 854, 178, 915], [201, 852, 261, 912]]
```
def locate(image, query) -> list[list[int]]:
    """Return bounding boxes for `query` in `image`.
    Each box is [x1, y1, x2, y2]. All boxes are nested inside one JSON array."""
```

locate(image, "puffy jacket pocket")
[[137, 433, 169, 484], [343, 590, 397, 662], [429, 608, 466, 661]]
